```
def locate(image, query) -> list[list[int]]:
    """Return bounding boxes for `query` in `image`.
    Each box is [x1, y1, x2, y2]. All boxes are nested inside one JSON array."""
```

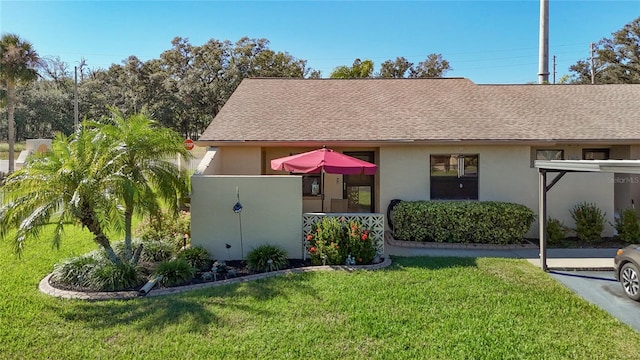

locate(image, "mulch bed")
[[50, 258, 314, 293], [545, 237, 632, 249]]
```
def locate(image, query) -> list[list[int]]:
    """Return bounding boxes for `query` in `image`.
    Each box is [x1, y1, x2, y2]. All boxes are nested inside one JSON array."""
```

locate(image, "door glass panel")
[[430, 154, 479, 200], [346, 185, 372, 212], [343, 152, 375, 213]]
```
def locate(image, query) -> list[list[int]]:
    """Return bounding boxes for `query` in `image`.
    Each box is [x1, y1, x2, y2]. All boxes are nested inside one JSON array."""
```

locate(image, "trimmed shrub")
[[136, 210, 191, 251], [139, 240, 175, 263], [570, 202, 606, 243], [52, 250, 143, 291], [86, 262, 143, 291], [546, 217, 567, 246], [52, 251, 103, 288], [177, 246, 211, 271], [154, 258, 196, 287], [246, 244, 289, 272], [393, 201, 535, 244], [615, 208, 640, 243]]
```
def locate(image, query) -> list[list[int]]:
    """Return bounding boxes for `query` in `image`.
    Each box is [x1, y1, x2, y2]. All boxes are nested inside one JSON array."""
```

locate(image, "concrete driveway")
[[549, 270, 640, 332]]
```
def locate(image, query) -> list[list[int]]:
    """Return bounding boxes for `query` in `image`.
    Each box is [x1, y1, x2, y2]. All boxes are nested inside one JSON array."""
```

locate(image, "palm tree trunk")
[[80, 202, 121, 264], [7, 81, 15, 174], [94, 233, 121, 265], [124, 209, 133, 263]]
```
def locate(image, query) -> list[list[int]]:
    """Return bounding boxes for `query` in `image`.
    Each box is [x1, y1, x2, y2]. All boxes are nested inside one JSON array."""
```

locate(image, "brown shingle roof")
[[198, 78, 640, 144]]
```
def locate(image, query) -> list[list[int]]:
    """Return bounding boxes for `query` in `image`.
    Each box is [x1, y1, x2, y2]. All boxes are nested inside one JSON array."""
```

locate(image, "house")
[[191, 78, 640, 260]]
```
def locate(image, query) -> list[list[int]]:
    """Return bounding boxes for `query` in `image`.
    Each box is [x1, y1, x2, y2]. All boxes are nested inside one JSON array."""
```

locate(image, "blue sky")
[[1, 0, 638, 84]]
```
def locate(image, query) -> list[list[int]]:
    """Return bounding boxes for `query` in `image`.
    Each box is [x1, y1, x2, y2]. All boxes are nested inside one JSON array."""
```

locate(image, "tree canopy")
[[331, 54, 452, 79], [1, 36, 318, 142], [566, 16, 640, 84], [330, 59, 375, 79]]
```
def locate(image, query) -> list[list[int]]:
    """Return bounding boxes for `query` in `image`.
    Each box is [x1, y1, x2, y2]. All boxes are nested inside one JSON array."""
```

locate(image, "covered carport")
[[536, 160, 640, 271]]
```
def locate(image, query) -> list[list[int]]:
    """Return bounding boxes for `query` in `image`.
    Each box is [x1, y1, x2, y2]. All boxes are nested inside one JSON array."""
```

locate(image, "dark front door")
[[343, 151, 375, 213]]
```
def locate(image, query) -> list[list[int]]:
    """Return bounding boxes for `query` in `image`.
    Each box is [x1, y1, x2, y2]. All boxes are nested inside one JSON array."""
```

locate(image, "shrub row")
[[393, 201, 535, 245], [549, 203, 640, 245]]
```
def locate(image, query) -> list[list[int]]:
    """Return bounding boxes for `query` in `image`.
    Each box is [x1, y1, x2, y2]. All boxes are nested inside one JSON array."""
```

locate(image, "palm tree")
[[0, 110, 191, 265], [97, 108, 191, 263], [0, 33, 40, 173], [0, 125, 122, 263]]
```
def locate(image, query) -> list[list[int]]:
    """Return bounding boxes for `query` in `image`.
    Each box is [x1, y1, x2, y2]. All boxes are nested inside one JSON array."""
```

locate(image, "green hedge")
[[393, 201, 535, 245]]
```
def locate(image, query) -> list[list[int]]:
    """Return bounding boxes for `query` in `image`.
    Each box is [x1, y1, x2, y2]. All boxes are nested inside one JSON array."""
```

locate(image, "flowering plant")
[[306, 217, 342, 265], [306, 217, 376, 265], [343, 221, 376, 265]]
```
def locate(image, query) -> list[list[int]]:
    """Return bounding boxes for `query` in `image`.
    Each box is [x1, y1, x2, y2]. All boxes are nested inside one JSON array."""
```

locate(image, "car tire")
[[620, 262, 640, 301]]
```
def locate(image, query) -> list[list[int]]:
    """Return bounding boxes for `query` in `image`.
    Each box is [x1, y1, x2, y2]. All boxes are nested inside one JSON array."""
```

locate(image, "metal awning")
[[535, 160, 640, 271]]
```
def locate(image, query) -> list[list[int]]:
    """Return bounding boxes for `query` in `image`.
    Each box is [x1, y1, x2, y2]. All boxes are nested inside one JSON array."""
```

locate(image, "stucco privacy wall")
[[191, 175, 303, 260], [378, 145, 615, 237]]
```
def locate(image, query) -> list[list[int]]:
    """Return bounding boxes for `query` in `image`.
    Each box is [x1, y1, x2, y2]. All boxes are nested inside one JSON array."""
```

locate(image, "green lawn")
[[0, 142, 26, 160], [2, 226, 640, 359]]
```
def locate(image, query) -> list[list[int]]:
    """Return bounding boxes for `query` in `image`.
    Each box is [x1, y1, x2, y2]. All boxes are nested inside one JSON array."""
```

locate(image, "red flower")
[[309, 247, 316, 253], [361, 234, 368, 241], [306, 234, 313, 241]]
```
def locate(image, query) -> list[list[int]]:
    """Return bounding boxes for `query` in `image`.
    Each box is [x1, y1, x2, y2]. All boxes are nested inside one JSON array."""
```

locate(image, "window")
[[300, 174, 321, 197], [536, 149, 564, 161], [430, 154, 479, 200], [583, 149, 609, 160]]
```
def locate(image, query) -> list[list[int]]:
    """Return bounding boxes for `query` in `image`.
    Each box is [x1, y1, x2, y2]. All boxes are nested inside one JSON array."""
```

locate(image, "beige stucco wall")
[[220, 147, 262, 174], [379, 145, 615, 237], [25, 138, 52, 152], [264, 147, 378, 213], [196, 148, 222, 175], [199, 144, 621, 240], [190, 175, 303, 260], [631, 145, 640, 213], [610, 145, 640, 214]]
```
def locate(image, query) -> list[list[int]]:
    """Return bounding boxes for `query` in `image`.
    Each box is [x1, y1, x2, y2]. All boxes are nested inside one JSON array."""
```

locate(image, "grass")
[[0, 141, 26, 160], [2, 225, 640, 359]]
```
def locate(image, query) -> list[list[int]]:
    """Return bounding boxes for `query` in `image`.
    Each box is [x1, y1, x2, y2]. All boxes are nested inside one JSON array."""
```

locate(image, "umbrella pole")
[[321, 169, 325, 212]]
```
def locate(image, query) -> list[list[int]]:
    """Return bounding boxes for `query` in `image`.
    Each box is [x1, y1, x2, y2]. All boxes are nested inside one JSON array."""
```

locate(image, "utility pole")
[[538, 0, 550, 84], [73, 59, 85, 130], [590, 42, 596, 85], [74, 66, 78, 129], [552, 55, 557, 84]]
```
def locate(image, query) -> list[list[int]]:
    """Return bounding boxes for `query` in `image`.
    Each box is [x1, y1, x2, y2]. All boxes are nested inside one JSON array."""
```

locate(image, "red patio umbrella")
[[270, 147, 377, 211]]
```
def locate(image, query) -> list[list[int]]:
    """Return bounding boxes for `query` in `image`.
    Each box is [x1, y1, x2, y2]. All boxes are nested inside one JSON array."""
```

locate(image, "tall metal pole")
[[539, 170, 548, 271], [74, 66, 79, 129], [538, 0, 550, 84]]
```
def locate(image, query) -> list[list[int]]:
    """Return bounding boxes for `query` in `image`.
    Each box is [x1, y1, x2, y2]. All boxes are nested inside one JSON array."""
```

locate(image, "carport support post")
[[538, 169, 548, 271]]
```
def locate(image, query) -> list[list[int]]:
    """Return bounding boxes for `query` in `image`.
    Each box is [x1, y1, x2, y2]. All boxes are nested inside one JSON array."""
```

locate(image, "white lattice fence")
[[303, 213, 385, 257]]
